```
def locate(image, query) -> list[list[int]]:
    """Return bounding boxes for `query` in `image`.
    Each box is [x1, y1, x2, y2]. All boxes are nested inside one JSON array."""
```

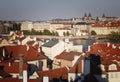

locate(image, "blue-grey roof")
[[75, 22, 90, 25], [42, 39, 59, 47]]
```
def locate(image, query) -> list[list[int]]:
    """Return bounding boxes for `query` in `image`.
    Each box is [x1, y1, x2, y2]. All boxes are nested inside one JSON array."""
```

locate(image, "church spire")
[[84, 12, 87, 17], [102, 13, 105, 18], [88, 12, 91, 17]]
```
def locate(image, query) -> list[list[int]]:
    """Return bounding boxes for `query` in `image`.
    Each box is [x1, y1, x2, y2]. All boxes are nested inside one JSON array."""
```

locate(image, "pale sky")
[[0, 0, 120, 21]]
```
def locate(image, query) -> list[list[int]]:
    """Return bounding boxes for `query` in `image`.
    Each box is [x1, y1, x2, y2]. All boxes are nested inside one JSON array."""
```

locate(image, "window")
[[115, 73, 118, 78], [110, 74, 113, 78], [109, 64, 117, 70]]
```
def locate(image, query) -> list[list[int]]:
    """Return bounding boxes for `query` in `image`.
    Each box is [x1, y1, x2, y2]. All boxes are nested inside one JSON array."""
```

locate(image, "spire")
[[102, 13, 105, 18], [88, 12, 91, 17], [96, 17, 99, 22], [84, 13, 87, 17]]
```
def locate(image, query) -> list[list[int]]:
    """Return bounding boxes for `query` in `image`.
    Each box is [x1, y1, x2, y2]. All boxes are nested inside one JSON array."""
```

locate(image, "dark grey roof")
[[42, 39, 59, 47], [75, 22, 90, 25]]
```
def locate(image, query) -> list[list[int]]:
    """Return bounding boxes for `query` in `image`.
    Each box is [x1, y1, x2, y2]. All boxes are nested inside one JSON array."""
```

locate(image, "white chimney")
[[3, 48, 5, 57], [22, 32, 24, 35], [88, 45, 91, 51], [66, 48, 69, 52], [8, 62, 11, 67], [23, 70, 27, 82], [43, 76, 49, 82], [107, 42, 110, 47], [38, 47, 40, 52], [26, 45, 29, 51], [81, 59, 84, 74]]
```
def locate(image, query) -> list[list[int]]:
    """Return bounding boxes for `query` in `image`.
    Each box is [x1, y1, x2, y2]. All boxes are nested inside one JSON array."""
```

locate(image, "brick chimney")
[[19, 54, 24, 77]]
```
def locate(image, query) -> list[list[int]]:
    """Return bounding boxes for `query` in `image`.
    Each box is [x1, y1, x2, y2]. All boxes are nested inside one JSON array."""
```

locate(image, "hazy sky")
[[0, 0, 120, 21]]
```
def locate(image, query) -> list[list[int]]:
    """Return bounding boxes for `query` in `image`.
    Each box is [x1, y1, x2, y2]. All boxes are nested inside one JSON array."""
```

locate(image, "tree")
[[107, 31, 120, 42], [43, 29, 51, 35], [63, 32, 66, 36], [55, 31, 58, 36], [91, 30, 97, 35], [66, 31, 70, 36]]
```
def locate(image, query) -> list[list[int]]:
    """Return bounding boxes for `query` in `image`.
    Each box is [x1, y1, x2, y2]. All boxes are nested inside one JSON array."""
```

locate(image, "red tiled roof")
[[36, 38, 43, 42], [27, 41, 35, 46], [0, 78, 20, 82], [0, 62, 28, 73], [38, 67, 68, 81], [16, 31, 22, 36], [0, 40, 2, 44], [69, 61, 82, 73], [55, 51, 81, 61], [92, 22, 120, 28], [88, 43, 120, 61], [3, 45, 47, 61], [0, 78, 40, 82]]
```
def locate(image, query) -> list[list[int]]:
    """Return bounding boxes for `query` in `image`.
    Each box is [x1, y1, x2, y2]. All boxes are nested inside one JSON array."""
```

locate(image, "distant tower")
[[84, 13, 87, 18], [96, 17, 99, 22], [19, 54, 24, 77], [102, 13, 106, 18], [102, 13, 106, 22], [88, 12, 92, 21], [84, 13, 87, 21], [88, 12, 91, 18]]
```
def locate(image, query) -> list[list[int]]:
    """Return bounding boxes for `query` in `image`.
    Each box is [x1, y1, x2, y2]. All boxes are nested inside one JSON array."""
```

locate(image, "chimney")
[[34, 37, 36, 41], [26, 45, 29, 51], [81, 59, 84, 74], [23, 70, 27, 82], [88, 45, 91, 51], [3, 47, 5, 57], [43, 76, 49, 82], [9, 62, 11, 67], [19, 54, 24, 77], [107, 42, 110, 47], [66, 48, 70, 52]]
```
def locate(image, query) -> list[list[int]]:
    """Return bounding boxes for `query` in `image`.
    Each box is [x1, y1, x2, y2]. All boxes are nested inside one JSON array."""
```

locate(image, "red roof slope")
[[38, 67, 68, 81]]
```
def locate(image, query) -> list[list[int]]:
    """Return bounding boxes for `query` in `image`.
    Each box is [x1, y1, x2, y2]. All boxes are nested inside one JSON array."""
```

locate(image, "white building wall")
[[50, 24, 64, 31], [51, 41, 65, 60], [73, 24, 90, 36], [56, 30, 71, 36], [72, 45, 83, 52], [68, 73, 81, 82], [21, 21, 33, 31], [42, 47, 52, 59], [108, 72, 120, 82], [33, 22, 50, 31]]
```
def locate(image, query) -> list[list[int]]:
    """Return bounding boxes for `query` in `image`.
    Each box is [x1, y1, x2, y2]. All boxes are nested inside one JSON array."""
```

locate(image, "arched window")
[[109, 64, 117, 70]]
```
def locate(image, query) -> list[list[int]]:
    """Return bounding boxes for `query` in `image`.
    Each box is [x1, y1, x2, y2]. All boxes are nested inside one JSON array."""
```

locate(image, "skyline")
[[0, 0, 120, 21]]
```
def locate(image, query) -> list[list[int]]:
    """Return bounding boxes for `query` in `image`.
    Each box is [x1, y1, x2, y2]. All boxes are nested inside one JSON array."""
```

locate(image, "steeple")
[[84, 13, 87, 17], [88, 12, 91, 17], [102, 13, 105, 18]]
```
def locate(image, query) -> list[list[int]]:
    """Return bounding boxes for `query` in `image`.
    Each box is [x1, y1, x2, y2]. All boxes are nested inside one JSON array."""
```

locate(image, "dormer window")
[[109, 64, 117, 70]]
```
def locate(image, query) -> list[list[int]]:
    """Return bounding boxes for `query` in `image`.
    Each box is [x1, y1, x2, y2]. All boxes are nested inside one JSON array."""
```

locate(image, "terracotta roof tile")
[[1, 45, 47, 61], [55, 51, 81, 61], [38, 67, 68, 81], [0, 62, 28, 73]]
